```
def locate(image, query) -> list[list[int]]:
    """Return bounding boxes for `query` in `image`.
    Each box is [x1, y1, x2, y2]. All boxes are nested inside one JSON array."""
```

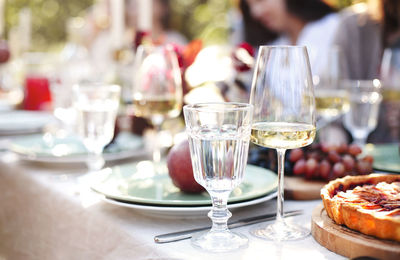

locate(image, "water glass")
[[183, 102, 253, 253], [73, 83, 121, 171], [49, 80, 76, 136], [343, 79, 382, 146]]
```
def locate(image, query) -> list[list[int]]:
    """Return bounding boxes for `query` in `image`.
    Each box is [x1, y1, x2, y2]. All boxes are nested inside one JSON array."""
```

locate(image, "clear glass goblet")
[[183, 102, 253, 253], [343, 79, 382, 147], [73, 83, 121, 172], [249, 46, 316, 241]]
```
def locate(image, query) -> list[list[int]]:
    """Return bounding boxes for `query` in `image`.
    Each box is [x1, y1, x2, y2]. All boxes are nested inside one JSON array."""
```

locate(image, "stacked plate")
[[91, 162, 278, 218], [365, 143, 400, 173], [9, 132, 146, 163], [0, 110, 55, 136]]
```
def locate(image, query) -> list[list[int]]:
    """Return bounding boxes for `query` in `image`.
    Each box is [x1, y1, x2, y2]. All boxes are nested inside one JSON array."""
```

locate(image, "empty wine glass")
[[184, 102, 253, 253], [73, 83, 121, 172], [249, 46, 316, 241], [132, 45, 182, 173], [343, 79, 382, 147]]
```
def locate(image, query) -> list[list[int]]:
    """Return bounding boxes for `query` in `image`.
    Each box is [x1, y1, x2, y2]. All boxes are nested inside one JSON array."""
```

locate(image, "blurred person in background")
[[334, 0, 400, 80], [245, 0, 340, 77], [334, 0, 400, 143], [126, 0, 187, 45], [229, 0, 278, 48]]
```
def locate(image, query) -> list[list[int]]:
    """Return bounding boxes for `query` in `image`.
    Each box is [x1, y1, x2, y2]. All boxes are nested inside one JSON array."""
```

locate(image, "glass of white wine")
[[314, 47, 349, 129], [249, 46, 316, 241], [132, 45, 182, 171], [73, 83, 121, 171], [380, 48, 400, 141], [184, 102, 253, 253], [343, 79, 382, 147]]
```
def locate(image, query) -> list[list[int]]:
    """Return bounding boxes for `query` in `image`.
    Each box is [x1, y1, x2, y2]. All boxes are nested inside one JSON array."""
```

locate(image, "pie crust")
[[321, 174, 400, 242]]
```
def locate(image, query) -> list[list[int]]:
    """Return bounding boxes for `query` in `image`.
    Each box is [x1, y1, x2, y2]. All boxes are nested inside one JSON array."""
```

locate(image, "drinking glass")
[[49, 80, 76, 137], [314, 47, 349, 129], [380, 48, 400, 141], [73, 83, 121, 171], [343, 80, 382, 147], [249, 46, 316, 241], [132, 45, 182, 171], [183, 102, 253, 253]]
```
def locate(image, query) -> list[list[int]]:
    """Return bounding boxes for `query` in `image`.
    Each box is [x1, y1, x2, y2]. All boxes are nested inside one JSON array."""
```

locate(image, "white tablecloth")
[[0, 152, 345, 260]]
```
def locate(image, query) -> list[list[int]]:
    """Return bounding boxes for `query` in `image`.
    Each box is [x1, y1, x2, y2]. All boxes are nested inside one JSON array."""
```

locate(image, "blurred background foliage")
[[4, 0, 364, 51], [5, 0, 94, 50]]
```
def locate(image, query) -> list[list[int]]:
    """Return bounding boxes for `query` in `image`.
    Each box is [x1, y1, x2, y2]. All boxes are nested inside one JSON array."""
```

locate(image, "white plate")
[[91, 163, 278, 206], [0, 110, 55, 135], [100, 192, 277, 219], [9, 132, 147, 163]]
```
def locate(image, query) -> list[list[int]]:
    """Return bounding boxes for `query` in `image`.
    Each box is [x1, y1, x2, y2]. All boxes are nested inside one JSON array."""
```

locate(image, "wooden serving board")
[[311, 204, 400, 260], [284, 176, 326, 200]]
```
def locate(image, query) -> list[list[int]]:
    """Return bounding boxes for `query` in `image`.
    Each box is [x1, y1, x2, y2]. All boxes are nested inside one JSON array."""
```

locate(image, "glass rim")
[[183, 102, 253, 112], [343, 79, 381, 89]]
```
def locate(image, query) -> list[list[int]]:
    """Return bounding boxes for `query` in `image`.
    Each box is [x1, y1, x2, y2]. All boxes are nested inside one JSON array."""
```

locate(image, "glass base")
[[191, 230, 248, 253], [251, 221, 309, 241]]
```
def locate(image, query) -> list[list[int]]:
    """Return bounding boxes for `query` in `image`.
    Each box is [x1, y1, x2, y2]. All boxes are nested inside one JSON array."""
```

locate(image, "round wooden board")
[[284, 176, 326, 200], [311, 204, 400, 260]]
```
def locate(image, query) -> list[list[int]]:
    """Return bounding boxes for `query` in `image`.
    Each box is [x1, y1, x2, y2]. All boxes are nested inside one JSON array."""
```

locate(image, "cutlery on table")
[[154, 210, 303, 243]]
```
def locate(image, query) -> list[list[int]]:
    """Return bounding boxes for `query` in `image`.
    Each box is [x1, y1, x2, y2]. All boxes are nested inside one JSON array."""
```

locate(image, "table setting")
[[0, 9, 400, 258], [0, 41, 398, 260]]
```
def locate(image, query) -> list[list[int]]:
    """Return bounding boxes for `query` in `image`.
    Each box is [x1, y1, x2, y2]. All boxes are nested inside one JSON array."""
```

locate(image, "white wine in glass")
[[380, 48, 400, 141], [249, 46, 316, 241], [132, 45, 182, 167], [315, 89, 349, 118], [314, 47, 349, 128]]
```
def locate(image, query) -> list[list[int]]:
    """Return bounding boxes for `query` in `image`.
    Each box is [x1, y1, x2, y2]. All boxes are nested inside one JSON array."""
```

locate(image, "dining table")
[[0, 136, 349, 260]]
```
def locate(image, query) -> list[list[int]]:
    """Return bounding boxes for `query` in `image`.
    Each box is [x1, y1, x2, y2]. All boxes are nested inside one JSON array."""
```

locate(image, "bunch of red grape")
[[289, 143, 374, 181]]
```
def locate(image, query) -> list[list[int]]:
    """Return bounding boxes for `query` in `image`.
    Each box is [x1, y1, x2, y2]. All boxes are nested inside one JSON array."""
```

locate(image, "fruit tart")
[[321, 174, 400, 242]]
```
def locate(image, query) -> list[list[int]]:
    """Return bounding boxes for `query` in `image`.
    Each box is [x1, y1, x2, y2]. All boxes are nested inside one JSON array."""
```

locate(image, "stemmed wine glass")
[[249, 46, 316, 241], [184, 102, 253, 252], [380, 48, 400, 141], [132, 45, 182, 172], [343, 80, 382, 147], [314, 47, 349, 129], [73, 83, 121, 172]]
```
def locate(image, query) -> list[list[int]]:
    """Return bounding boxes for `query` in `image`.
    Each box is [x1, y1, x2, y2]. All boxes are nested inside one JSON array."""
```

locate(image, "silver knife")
[[154, 210, 302, 243]]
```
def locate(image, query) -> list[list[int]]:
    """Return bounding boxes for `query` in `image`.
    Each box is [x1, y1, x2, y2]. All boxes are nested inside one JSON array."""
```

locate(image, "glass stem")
[[87, 147, 105, 172], [275, 148, 286, 226], [208, 191, 231, 233], [353, 136, 367, 148], [152, 122, 162, 166]]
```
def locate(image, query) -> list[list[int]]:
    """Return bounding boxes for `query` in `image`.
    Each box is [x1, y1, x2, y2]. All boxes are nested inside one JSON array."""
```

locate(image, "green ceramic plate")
[[365, 143, 400, 173], [91, 162, 278, 206], [9, 132, 145, 163]]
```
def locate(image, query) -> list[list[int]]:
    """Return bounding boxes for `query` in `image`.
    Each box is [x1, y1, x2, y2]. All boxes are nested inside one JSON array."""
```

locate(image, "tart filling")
[[321, 174, 400, 242]]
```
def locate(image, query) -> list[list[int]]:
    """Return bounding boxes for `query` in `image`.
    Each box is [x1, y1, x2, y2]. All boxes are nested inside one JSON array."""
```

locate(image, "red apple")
[[167, 139, 205, 193]]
